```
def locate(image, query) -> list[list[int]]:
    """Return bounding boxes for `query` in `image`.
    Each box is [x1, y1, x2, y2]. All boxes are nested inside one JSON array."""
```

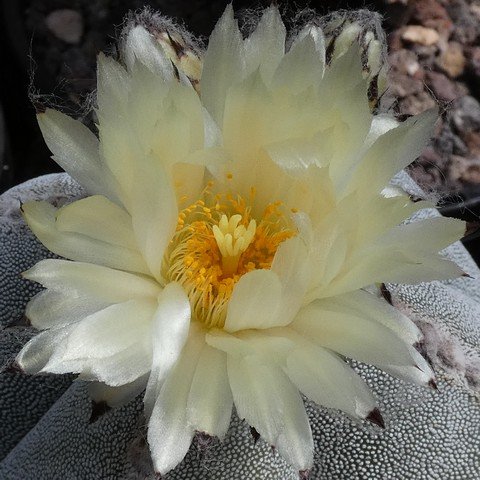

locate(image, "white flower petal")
[[55, 195, 138, 249], [88, 374, 149, 408], [292, 300, 418, 369], [144, 283, 191, 418], [315, 216, 465, 298], [23, 259, 160, 303], [22, 201, 149, 274], [16, 325, 74, 374], [273, 26, 324, 93], [365, 113, 399, 147], [227, 355, 313, 470], [244, 6, 286, 83], [271, 236, 312, 327], [345, 109, 437, 196], [186, 344, 233, 438], [43, 335, 152, 386], [224, 269, 283, 333], [88, 341, 152, 386], [129, 158, 178, 280], [96, 53, 130, 121], [307, 215, 348, 291], [127, 67, 203, 165], [26, 290, 110, 330], [285, 341, 376, 419], [330, 290, 422, 345], [57, 300, 154, 361], [201, 4, 244, 125], [123, 25, 174, 79], [265, 133, 329, 172], [384, 346, 435, 386], [148, 328, 204, 475], [37, 108, 119, 202]]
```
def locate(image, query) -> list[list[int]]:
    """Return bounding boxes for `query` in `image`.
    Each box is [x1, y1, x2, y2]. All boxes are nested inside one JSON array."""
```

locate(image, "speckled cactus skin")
[[1, 172, 480, 480]]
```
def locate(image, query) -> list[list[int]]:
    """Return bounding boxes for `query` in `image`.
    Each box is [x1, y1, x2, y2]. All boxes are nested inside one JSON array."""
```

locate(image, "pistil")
[[212, 214, 256, 275]]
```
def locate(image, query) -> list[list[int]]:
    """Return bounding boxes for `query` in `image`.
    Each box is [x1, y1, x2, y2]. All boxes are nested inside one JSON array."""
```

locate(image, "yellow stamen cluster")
[[163, 188, 296, 328]]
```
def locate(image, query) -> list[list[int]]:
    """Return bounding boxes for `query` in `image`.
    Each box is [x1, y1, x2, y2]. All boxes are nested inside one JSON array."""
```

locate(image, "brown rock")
[[450, 156, 480, 184], [425, 71, 464, 102], [398, 91, 437, 116], [463, 131, 480, 156], [388, 72, 424, 98], [471, 4, 480, 21], [389, 49, 422, 77], [446, 0, 480, 44], [436, 42, 466, 78], [388, 30, 404, 51], [45, 9, 83, 45], [401, 25, 440, 46], [411, 0, 453, 38], [467, 47, 480, 79], [419, 146, 444, 167], [451, 96, 480, 133]]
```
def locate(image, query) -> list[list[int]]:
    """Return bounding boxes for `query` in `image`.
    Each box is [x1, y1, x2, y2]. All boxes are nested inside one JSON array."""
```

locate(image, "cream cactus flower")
[[17, 6, 465, 476]]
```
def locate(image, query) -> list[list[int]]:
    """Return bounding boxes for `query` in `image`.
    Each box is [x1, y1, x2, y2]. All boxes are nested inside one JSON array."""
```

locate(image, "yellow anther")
[[163, 189, 295, 328]]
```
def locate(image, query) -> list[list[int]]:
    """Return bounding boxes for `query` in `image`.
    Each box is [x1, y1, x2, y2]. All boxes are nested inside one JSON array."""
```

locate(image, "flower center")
[[163, 188, 296, 328]]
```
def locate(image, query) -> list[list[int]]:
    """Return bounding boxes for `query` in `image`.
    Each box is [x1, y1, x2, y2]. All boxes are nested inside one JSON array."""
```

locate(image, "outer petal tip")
[[428, 378, 438, 390], [250, 426, 260, 444], [366, 407, 385, 429]]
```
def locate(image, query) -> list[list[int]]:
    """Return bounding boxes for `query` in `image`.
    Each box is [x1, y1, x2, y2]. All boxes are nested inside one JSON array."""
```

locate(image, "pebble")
[[437, 42, 466, 78], [401, 25, 440, 46], [451, 96, 480, 133], [467, 47, 480, 79], [45, 9, 83, 45], [411, 0, 453, 38], [451, 155, 480, 184], [398, 91, 437, 116], [389, 72, 424, 98], [463, 131, 480, 156], [425, 71, 464, 102], [389, 49, 422, 76]]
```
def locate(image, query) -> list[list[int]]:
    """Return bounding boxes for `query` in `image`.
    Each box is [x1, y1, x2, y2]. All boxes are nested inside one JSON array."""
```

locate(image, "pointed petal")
[[346, 109, 437, 196], [329, 290, 422, 345], [227, 355, 313, 470], [55, 195, 138, 249], [23, 259, 160, 302], [292, 300, 418, 368], [224, 269, 283, 333], [285, 341, 376, 419], [55, 300, 154, 361], [317, 216, 465, 298], [144, 283, 191, 417], [16, 326, 73, 374], [22, 201, 149, 274], [186, 344, 233, 438], [26, 290, 110, 330], [273, 26, 325, 93], [123, 25, 174, 79], [201, 5, 244, 125], [148, 328, 204, 475], [244, 6, 286, 83], [37, 108, 119, 201], [96, 53, 130, 121]]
